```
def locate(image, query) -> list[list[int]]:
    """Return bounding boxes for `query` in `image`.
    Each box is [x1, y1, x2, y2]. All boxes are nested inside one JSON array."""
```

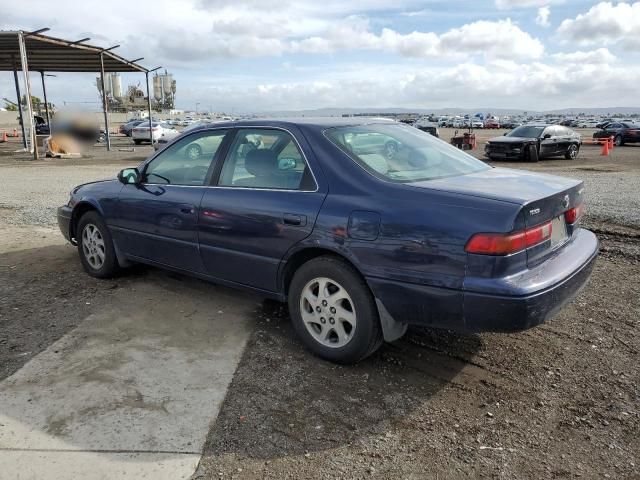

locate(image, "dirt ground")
[[0, 129, 639, 479]]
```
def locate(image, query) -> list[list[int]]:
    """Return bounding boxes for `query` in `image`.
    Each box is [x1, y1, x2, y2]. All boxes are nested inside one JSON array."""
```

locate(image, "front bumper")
[[368, 228, 598, 333], [57, 205, 73, 242]]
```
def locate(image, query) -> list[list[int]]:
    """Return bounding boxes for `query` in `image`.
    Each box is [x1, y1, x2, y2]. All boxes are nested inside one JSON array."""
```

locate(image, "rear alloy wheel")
[[77, 211, 119, 278], [615, 135, 623, 147], [288, 256, 383, 364], [565, 144, 579, 160]]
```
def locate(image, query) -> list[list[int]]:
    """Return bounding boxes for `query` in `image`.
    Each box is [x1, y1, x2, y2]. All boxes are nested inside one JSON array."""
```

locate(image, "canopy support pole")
[[145, 71, 153, 142], [99, 52, 111, 151], [40, 71, 51, 129], [18, 31, 37, 159], [12, 57, 27, 148]]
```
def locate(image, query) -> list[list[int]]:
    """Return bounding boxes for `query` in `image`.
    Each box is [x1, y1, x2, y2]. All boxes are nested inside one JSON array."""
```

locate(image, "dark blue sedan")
[[58, 118, 598, 363]]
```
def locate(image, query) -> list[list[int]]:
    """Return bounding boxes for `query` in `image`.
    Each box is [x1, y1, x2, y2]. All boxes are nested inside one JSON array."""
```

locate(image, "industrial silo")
[[111, 73, 122, 100], [153, 75, 163, 101]]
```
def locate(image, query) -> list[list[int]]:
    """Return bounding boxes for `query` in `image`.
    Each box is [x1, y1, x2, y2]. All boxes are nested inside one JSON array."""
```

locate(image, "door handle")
[[180, 206, 195, 214], [283, 213, 306, 226]]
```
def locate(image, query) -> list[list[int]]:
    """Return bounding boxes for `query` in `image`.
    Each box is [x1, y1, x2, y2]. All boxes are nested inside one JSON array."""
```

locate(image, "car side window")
[[218, 129, 315, 191], [143, 130, 227, 186]]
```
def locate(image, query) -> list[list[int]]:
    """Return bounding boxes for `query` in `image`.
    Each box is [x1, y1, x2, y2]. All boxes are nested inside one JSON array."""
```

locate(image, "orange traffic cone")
[[609, 136, 615, 150], [1, 131, 7, 142], [13, 128, 18, 137], [601, 138, 610, 156]]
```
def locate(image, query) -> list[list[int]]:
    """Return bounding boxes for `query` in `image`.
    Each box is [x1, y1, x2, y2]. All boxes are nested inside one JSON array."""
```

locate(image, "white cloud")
[[557, 2, 640, 48], [439, 19, 544, 59], [293, 18, 543, 60], [495, 0, 562, 9], [552, 48, 617, 64], [536, 6, 551, 27]]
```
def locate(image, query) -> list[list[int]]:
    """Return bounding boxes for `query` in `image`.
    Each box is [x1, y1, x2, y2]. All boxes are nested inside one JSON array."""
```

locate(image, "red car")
[[485, 119, 500, 129]]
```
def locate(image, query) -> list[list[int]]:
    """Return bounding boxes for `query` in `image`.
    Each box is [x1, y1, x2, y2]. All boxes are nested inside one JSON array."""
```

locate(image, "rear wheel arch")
[[281, 247, 364, 297], [281, 247, 407, 345]]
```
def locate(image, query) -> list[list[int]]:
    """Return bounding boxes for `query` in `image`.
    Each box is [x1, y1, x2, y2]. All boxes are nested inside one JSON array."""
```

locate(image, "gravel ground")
[[0, 136, 151, 226]]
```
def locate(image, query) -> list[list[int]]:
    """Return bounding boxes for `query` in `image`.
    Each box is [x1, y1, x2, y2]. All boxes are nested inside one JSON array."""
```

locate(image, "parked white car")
[[132, 122, 177, 145]]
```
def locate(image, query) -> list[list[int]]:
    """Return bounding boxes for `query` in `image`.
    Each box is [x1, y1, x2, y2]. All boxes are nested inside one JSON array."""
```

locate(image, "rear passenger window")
[[218, 129, 315, 191]]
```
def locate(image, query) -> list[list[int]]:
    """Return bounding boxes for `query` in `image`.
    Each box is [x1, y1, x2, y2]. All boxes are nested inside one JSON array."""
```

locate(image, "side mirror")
[[118, 167, 141, 185], [543, 134, 552, 139]]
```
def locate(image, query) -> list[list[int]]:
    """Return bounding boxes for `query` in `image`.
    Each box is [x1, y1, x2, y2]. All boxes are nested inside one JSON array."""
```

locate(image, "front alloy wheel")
[[76, 211, 120, 278], [82, 223, 106, 270], [300, 277, 356, 348]]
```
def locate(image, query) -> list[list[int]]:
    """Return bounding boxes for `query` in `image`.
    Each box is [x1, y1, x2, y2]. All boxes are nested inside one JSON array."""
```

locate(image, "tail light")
[[465, 221, 553, 255], [565, 203, 585, 224]]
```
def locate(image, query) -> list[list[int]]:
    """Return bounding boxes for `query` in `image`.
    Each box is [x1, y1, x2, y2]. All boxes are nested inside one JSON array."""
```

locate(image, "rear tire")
[[133, 139, 141, 145], [288, 256, 383, 364], [526, 143, 539, 162], [77, 211, 119, 278], [565, 144, 579, 160], [615, 135, 623, 147]]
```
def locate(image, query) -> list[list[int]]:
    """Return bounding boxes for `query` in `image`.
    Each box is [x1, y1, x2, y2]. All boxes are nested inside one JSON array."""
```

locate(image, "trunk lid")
[[411, 167, 584, 267]]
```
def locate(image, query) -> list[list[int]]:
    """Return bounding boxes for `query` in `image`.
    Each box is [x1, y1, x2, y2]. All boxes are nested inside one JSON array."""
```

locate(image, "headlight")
[[512, 148, 521, 153]]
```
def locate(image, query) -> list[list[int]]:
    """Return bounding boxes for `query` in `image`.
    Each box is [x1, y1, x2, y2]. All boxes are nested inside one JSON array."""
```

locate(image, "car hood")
[[488, 136, 537, 144], [409, 167, 581, 204], [72, 178, 116, 193]]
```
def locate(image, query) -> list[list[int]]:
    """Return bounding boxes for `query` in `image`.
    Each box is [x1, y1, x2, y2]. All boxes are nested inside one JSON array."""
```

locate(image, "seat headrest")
[[245, 149, 278, 177]]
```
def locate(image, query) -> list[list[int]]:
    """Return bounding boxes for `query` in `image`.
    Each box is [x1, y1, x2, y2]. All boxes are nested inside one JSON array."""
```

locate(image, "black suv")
[[485, 124, 581, 162]]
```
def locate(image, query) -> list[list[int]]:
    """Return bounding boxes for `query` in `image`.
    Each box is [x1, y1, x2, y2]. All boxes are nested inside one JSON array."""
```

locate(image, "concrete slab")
[[0, 277, 255, 479]]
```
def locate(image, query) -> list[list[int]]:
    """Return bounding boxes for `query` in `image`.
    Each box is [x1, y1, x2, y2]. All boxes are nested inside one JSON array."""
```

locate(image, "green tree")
[[3, 101, 18, 111]]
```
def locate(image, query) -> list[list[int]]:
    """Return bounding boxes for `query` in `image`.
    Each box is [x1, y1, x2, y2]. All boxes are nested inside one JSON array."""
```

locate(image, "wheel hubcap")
[[82, 223, 106, 270], [300, 277, 356, 348]]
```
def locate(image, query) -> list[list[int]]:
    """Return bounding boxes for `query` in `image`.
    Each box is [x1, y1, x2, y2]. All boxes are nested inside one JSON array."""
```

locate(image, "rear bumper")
[[368, 228, 598, 333], [57, 205, 73, 242], [463, 237, 597, 331]]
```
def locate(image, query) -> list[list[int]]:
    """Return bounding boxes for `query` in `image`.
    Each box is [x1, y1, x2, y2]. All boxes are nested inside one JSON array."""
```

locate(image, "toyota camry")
[[58, 118, 598, 364]]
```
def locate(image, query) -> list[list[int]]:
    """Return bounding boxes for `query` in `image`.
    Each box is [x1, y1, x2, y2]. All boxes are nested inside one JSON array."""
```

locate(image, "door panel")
[[198, 189, 326, 291], [198, 127, 327, 292], [112, 185, 207, 272]]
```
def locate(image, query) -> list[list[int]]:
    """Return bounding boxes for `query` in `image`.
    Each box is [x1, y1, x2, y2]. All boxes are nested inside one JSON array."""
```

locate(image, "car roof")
[[185, 116, 398, 133]]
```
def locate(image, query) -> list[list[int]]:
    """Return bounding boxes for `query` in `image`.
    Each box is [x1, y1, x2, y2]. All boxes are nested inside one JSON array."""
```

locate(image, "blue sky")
[[2, 1, 640, 112]]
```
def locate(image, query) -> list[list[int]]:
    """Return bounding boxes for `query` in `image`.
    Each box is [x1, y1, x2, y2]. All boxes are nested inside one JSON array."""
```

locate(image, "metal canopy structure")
[[0, 31, 147, 72], [0, 29, 157, 158]]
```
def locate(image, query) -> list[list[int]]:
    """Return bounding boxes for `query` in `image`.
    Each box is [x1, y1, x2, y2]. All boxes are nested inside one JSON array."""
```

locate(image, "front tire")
[[526, 143, 539, 162], [77, 211, 119, 278], [615, 135, 623, 147], [288, 256, 383, 364], [565, 144, 579, 160]]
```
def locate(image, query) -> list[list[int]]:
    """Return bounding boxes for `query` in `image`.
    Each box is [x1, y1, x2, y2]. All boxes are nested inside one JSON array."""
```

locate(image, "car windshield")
[[507, 126, 545, 138], [325, 123, 490, 183]]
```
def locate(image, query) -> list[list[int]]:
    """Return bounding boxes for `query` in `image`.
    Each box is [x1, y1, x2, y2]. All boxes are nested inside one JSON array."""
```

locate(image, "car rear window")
[[325, 123, 489, 183]]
